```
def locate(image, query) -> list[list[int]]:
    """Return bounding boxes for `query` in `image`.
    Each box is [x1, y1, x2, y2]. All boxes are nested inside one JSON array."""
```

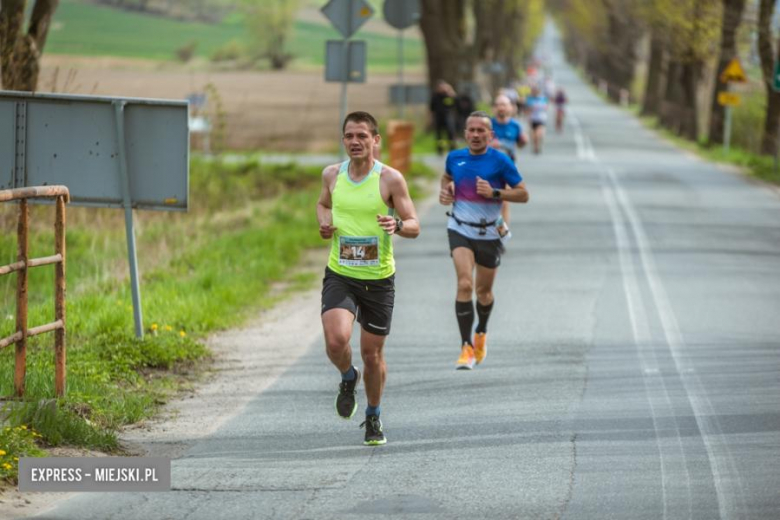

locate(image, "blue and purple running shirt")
[[445, 147, 522, 240]]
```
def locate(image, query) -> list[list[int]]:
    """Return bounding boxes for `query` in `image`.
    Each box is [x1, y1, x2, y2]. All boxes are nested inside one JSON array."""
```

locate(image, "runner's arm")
[[377, 171, 420, 238], [317, 166, 338, 239], [439, 173, 454, 205], [493, 181, 529, 203]]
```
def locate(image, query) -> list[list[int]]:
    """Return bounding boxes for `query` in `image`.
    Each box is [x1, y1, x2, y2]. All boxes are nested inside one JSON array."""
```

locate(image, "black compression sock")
[[475, 300, 494, 334], [455, 300, 474, 346]]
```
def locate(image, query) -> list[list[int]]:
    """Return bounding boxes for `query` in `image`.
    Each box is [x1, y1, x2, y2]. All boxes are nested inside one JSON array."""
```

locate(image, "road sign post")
[[724, 87, 733, 154], [322, 0, 374, 158], [718, 57, 747, 154], [383, 0, 420, 119]]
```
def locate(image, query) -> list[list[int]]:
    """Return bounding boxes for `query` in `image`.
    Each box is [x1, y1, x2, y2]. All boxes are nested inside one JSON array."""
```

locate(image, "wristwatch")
[[394, 217, 403, 232], [492, 188, 502, 199]]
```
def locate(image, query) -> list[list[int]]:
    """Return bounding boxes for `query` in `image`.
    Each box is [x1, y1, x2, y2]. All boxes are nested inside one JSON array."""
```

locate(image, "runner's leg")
[[322, 308, 355, 373], [360, 330, 387, 408], [452, 246, 476, 342]]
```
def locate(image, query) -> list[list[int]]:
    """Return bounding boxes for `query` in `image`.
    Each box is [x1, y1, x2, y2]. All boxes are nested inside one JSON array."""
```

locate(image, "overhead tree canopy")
[[419, 0, 544, 97]]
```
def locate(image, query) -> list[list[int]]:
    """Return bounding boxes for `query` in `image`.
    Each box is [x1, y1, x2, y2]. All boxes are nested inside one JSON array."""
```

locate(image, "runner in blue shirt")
[[439, 111, 530, 370], [490, 93, 527, 239]]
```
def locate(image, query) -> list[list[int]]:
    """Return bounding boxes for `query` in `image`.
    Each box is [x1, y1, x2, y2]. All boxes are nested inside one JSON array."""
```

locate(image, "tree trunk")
[[0, 0, 60, 91], [709, 0, 747, 145], [603, 8, 639, 102], [661, 60, 683, 133], [419, 0, 469, 91], [642, 30, 666, 117], [758, 0, 780, 155], [679, 61, 699, 140]]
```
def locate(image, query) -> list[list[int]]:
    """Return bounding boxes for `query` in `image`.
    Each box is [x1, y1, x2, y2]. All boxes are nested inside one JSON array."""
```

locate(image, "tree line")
[[550, 0, 780, 155], [419, 0, 545, 97]]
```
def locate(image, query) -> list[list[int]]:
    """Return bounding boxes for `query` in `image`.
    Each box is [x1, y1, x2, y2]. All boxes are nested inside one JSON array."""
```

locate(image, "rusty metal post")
[[15, 199, 29, 397], [54, 196, 67, 397]]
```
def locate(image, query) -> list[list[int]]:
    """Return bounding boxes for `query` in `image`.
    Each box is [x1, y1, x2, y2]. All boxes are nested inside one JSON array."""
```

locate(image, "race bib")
[[339, 236, 379, 266]]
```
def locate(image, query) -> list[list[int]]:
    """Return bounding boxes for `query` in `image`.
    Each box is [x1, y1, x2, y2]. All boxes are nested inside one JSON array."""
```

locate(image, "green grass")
[[0, 155, 435, 482], [0, 424, 46, 483], [46, 0, 424, 72]]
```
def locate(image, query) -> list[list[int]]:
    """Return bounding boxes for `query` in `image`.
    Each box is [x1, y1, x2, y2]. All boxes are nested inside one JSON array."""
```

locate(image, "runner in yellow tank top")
[[317, 111, 420, 446]]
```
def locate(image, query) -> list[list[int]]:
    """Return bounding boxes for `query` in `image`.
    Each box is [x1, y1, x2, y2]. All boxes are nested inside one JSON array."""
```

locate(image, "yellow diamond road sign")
[[720, 57, 747, 83]]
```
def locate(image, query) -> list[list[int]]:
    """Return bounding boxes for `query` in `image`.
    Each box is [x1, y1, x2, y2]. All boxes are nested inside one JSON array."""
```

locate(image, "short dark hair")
[[467, 110, 493, 129], [343, 111, 379, 136]]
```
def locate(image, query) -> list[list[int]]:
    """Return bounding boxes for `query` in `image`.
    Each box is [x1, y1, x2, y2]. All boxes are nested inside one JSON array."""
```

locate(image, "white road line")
[[606, 166, 748, 519], [600, 176, 691, 520]]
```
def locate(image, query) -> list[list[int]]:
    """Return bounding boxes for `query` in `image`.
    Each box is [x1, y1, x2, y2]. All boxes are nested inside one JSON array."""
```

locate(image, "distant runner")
[[554, 88, 567, 133], [525, 86, 549, 154], [439, 111, 530, 370], [490, 93, 527, 237], [317, 111, 420, 445]]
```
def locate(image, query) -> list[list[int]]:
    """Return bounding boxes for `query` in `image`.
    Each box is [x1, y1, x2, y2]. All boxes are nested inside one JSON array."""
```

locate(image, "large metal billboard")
[[0, 91, 188, 211]]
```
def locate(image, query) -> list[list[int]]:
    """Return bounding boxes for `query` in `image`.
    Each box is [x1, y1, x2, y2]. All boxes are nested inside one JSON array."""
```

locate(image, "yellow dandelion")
[[179, 330, 186, 338], [0, 450, 5, 456], [151, 323, 158, 331], [164, 325, 173, 332]]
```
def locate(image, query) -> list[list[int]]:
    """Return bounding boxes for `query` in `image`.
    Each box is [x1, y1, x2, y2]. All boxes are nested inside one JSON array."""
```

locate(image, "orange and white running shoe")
[[456, 344, 476, 370], [473, 332, 487, 364]]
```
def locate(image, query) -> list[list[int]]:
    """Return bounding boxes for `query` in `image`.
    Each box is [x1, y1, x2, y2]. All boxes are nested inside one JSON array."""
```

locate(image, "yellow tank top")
[[327, 160, 395, 280]]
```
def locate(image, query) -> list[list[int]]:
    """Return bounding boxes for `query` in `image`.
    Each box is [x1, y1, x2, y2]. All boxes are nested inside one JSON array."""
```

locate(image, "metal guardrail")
[[0, 186, 69, 397]]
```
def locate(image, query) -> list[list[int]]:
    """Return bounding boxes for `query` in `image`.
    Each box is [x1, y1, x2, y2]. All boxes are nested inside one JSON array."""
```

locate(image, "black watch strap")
[[492, 188, 502, 199], [394, 217, 403, 232]]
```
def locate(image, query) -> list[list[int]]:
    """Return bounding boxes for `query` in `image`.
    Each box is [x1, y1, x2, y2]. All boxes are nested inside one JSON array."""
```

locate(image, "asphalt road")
[[36, 26, 780, 520]]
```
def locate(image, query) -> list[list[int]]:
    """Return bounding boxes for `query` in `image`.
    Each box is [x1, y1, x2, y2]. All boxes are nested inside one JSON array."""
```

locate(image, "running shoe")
[[335, 366, 360, 419], [360, 414, 386, 446], [473, 332, 487, 364], [456, 344, 476, 370]]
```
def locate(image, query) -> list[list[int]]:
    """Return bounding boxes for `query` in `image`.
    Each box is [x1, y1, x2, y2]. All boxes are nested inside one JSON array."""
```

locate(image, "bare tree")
[[708, 0, 747, 145], [758, 0, 780, 155], [0, 0, 60, 91]]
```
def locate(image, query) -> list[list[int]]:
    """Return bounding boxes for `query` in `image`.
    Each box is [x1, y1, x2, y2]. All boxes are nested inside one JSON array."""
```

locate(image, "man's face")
[[493, 96, 513, 118], [343, 121, 378, 160], [465, 117, 493, 153]]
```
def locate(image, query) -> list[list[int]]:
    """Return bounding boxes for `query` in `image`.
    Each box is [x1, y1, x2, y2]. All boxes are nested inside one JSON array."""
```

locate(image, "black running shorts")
[[448, 229, 503, 269], [321, 267, 396, 336]]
